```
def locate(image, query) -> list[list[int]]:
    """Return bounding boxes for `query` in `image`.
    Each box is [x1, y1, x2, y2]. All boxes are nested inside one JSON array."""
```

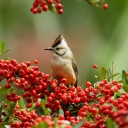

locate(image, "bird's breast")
[[51, 56, 76, 85]]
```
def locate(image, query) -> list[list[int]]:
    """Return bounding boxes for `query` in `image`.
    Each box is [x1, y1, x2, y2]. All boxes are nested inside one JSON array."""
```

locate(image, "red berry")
[[103, 4, 108, 10], [93, 64, 98, 68], [55, 0, 61, 2], [37, 8, 42, 13], [26, 97, 32, 103], [58, 115, 65, 120], [36, 102, 41, 107], [25, 61, 31, 66], [20, 78, 25, 83], [44, 74, 50, 79], [33, 98, 38, 102], [15, 122, 20, 127], [42, 5, 48, 12], [40, 1, 46, 7], [47, 0, 53, 5], [26, 103, 32, 108], [56, 3, 62, 10], [33, 2, 38, 7], [48, 96, 53, 102], [65, 110, 70, 116], [5, 83, 11, 89], [34, 60, 38, 64], [58, 9, 63, 14], [61, 78, 67, 84], [99, 99, 105, 105], [0, 118, 2, 123], [86, 81, 92, 87], [31, 8, 38, 14], [10, 59, 17, 65]]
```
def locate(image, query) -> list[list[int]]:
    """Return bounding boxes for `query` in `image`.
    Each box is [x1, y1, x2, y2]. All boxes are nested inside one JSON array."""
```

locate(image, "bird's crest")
[[51, 34, 62, 48]]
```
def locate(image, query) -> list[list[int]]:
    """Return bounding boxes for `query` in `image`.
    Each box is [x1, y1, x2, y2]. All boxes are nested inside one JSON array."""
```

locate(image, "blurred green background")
[[0, 0, 128, 85]]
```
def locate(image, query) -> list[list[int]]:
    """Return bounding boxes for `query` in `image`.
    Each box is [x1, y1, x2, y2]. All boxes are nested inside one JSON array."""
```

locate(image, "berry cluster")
[[11, 106, 38, 128], [110, 93, 128, 127], [6, 92, 20, 102], [31, 0, 63, 14], [30, 0, 109, 15], [0, 59, 128, 128]]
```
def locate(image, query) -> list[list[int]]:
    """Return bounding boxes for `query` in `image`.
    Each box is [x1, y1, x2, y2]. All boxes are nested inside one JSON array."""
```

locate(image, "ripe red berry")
[[32, 8, 38, 14], [0, 118, 2, 123], [58, 9, 63, 14], [58, 115, 64, 120], [37, 8, 42, 13], [56, 3, 62, 10], [93, 64, 98, 68], [44, 74, 50, 79], [61, 78, 67, 84], [55, 0, 61, 2], [65, 110, 70, 116], [42, 5, 48, 12], [25, 61, 31, 66], [86, 81, 92, 87], [26, 103, 32, 108], [40, 1, 46, 7], [103, 4, 109, 10], [36, 102, 41, 107], [5, 83, 11, 89], [47, 0, 53, 5], [48, 96, 53, 102], [34, 60, 38, 64]]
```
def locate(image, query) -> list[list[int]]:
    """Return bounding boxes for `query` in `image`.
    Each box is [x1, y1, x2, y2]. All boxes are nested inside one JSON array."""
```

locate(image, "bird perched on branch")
[[45, 34, 78, 87]]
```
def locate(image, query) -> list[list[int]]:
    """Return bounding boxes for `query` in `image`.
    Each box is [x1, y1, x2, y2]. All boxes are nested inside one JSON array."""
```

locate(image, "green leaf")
[[122, 70, 128, 84], [73, 119, 86, 128], [41, 97, 51, 116], [30, 101, 35, 111], [0, 87, 8, 95], [0, 41, 5, 53], [35, 106, 44, 116], [86, 0, 95, 5], [111, 73, 120, 78], [106, 69, 111, 81], [108, 73, 120, 81], [59, 108, 64, 115], [0, 122, 12, 128], [114, 93, 120, 99], [44, 108, 51, 116], [108, 68, 112, 76], [0, 104, 4, 116], [122, 85, 128, 92], [106, 118, 117, 128], [122, 70, 128, 91], [35, 121, 48, 128], [49, 4, 56, 13], [100, 67, 107, 80], [18, 97, 26, 109], [0, 41, 10, 56], [70, 109, 79, 115], [9, 102, 16, 115]]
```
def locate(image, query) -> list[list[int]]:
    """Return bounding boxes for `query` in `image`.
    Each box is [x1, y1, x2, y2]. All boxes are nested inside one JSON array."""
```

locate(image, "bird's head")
[[45, 34, 72, 57]]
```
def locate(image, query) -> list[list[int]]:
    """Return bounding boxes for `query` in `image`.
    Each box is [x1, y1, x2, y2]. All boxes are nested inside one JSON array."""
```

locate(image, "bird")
[[44, 34, 78, 87]]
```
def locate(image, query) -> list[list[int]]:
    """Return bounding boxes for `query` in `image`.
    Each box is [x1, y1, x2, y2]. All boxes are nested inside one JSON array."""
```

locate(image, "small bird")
[[44, 34, 78, 87]]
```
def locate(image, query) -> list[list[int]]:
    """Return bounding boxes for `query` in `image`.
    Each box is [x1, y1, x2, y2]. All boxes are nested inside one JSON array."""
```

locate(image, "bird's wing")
[[72, 59, 78, 87]]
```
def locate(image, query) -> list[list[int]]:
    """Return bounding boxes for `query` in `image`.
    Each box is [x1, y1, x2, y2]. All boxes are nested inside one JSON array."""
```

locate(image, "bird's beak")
[[44, 47, 54, 51]]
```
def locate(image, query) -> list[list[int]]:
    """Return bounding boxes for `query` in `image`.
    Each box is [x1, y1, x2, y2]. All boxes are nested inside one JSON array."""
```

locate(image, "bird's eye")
[[56, 48, 60, 50]]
